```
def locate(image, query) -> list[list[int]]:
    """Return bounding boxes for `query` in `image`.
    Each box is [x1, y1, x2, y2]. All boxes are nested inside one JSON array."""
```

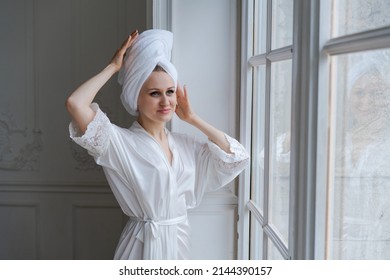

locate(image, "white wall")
[[168, 0, 240, 259], [170, 0, 239, 140]]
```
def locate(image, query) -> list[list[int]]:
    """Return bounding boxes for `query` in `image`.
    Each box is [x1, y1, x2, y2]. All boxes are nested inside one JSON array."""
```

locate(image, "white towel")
[[118, 29, 178, 116]]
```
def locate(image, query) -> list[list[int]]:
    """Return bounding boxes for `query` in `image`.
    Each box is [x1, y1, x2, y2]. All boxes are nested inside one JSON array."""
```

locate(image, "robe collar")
[[130, 121, 178, 170], [130, 121, 169, 138]]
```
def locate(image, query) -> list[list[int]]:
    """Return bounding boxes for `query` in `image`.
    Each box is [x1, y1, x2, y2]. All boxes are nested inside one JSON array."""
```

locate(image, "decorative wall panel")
[[0, 203, 40, 259], [72, 203, 126, 259]]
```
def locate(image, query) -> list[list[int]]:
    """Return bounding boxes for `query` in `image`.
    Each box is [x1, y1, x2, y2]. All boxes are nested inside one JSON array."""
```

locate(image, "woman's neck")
[[137, 118, 166, 141]]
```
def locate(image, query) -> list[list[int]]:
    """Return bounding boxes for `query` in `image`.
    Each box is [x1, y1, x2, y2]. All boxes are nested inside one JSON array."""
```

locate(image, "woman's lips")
[[157, 108, 171, 114]]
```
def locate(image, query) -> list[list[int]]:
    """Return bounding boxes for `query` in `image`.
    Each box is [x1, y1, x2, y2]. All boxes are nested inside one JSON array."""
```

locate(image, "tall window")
[[321, 0, 390, 260], [243, 0, 293, 260], [240, 0, 390, 260]]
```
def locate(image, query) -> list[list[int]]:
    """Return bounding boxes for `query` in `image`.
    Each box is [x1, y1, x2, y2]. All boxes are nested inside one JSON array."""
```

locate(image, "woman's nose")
[[160, 94, 170, 105]]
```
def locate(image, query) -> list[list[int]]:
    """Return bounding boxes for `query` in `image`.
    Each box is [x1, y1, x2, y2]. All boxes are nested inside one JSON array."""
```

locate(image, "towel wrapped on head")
[[118, 29, 178, 116]]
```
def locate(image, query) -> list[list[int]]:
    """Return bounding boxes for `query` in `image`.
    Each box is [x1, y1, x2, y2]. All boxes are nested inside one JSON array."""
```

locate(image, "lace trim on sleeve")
[[207, 134, 250, 172], [69, 103, 111, 158]]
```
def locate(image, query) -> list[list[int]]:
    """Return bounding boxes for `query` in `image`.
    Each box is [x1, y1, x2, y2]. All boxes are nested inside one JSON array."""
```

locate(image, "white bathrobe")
[[69, 103, 249, 260]]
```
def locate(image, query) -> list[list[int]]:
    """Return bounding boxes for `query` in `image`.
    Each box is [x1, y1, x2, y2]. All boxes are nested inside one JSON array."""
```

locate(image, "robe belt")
[[129, 214, 187, 241]]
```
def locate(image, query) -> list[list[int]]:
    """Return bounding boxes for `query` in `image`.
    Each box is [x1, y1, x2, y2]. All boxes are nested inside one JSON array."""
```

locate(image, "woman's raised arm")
[[65, 30, 138, 133]]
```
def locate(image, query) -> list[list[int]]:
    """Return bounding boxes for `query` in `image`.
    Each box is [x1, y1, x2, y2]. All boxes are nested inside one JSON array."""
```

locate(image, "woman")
[[66, 29, 249, 259]]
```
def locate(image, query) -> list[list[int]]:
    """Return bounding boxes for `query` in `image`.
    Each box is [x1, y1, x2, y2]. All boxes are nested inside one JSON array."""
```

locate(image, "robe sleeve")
[[69, 103, 112, 158], [192, 133, 249, 207]]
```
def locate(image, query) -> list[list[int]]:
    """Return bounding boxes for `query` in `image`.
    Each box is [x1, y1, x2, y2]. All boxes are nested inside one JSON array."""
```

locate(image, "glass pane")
[[267, 239, 285, 260], [332, 0, 390, 37], [268, 59, 292, 244], [251, 65, 266, 211], [271, 0, 293, 49], [250, 214, 264, 260], [329, 49, 390, 259], [254, 0, 267, 55]]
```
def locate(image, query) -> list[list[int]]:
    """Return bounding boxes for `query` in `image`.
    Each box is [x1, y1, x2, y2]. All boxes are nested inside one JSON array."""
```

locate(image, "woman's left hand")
[[175, 84, 196, 123], [175, 84, 231, 153]]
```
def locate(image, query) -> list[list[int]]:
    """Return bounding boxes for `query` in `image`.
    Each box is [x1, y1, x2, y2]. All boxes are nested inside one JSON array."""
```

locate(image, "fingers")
[[110, 30, 139, 70], [118, 30, 138, 53], [114, 30, 138, 64], [174, 84, 194, 122], [131, 29, 138, 37], [122, 30, 138, 49], [176, 83, 187, 98], [176, 84, 190, 113], [183, 85, 188, 98], [128, 30, 139, 45]]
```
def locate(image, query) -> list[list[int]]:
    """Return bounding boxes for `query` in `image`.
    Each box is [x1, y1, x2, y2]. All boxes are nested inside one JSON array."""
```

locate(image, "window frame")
[[238, 0, 296, 260], [239, 0, 390, 260], [239, 0, 321, 260], [316, 0, 390, 260]]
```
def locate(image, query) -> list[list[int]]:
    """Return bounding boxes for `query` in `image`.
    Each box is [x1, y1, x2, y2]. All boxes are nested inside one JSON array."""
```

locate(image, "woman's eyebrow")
[[147, 86, 175, 91]]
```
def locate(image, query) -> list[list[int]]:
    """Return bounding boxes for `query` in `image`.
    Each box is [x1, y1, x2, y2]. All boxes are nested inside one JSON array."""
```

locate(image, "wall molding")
[[71, 202, 127, 259], [0, 182, 111, 193], [0, 201, 41, 259], [0, 182, 237, 206], [152, 0, 172, 30]]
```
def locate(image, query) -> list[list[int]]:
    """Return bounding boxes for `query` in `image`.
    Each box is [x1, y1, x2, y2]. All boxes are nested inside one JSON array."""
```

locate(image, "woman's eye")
[[150, 91, 160, 97], [166, 90, 175, 96]]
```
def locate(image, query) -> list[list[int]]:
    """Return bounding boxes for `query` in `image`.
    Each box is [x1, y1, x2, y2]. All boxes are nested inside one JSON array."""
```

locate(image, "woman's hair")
[[153, 65, 166, 72]]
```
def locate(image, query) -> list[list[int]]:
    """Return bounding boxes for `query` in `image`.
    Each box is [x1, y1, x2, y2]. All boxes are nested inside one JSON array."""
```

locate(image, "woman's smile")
[[157, 107, 172, 114]]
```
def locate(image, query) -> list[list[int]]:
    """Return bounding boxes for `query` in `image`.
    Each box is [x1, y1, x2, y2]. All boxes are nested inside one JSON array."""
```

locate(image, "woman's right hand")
[[66, 30, 139, 133], [110, 30, 139, 72]]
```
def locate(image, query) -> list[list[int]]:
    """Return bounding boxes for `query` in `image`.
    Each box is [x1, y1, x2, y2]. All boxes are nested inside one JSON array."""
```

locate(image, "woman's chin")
[[156, 113, 174, 123]]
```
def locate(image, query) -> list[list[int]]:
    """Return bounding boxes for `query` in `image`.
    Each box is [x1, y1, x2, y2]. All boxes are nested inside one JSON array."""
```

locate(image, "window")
[[239, 0, 390, 260], [331, 0, 390, 37], [240, 0, 293, 260], [321, 0, 390, 260]]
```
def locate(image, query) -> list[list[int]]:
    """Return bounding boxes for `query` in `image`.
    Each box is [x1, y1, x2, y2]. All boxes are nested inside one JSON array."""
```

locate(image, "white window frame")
[[238, 0, 320, 260], [238, 0, 301, 260], [237, 0, 253, 260], [315, 0, 390, 260], [239, 0, 390, 260]]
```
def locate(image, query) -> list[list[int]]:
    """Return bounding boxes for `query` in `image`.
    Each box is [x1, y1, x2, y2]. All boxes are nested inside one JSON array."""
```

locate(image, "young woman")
[[66, 29, 249, 259]]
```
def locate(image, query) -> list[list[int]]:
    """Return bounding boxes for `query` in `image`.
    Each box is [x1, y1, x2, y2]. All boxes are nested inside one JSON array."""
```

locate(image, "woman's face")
[[350, 74, 385, 123], [137, 70, 176, 125]]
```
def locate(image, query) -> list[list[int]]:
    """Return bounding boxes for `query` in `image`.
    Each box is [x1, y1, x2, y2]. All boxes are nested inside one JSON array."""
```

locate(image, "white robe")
[[69, 103, 249, 259]]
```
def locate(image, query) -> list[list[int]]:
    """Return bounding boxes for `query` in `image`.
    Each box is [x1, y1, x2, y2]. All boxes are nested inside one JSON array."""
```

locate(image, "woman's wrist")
[[105, 63, 120, 74], [185, 112, 200, 126]]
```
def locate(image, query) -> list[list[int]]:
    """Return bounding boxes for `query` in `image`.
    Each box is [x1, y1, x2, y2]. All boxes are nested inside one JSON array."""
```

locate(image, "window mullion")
[[289, 0, 320, 260], [249, 46, 293, 67], [323, 26, 390, 55], [247, 200, 264, 224], [249, 54, 267, 67], [262, 0, 273, 260], [263, 224, 289, 259], [237, 0, 254, 260], [267, 46, 293, 62]]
